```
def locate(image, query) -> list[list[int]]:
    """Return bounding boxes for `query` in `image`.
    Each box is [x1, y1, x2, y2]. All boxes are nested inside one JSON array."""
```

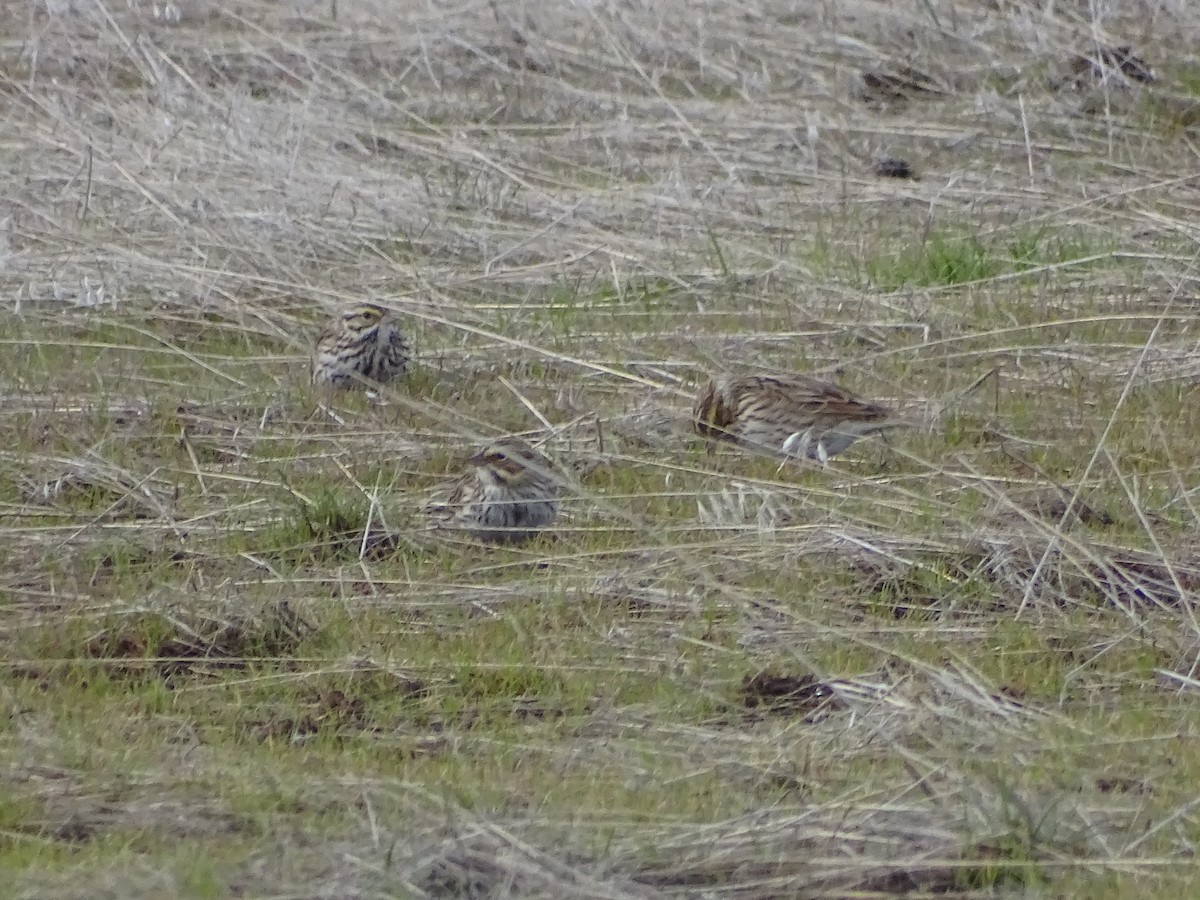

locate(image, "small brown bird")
[[439, 437, 560, 544], [311, 303, 411, 389], [694, 374, 896, 463]]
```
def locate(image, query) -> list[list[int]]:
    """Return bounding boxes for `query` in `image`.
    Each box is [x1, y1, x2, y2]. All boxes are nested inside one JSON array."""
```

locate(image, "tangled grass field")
[[3, 0, 1200, 896]]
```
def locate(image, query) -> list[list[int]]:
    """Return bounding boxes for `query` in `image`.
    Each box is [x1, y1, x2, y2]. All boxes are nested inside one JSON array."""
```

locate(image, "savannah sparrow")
[[311, 303, 410, 389], [694, 373, 895, 463], [440, 437, 560, 544]]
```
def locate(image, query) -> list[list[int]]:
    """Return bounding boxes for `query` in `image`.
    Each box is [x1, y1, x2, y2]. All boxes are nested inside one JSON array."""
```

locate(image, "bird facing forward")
[[694, 373, 896, 463], [311, 303, 411, 389], [440, 437, 560, 544]]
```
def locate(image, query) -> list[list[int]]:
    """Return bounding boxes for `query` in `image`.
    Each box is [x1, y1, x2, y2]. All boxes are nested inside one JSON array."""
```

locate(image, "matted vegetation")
[[3, 0, 1200, 896]]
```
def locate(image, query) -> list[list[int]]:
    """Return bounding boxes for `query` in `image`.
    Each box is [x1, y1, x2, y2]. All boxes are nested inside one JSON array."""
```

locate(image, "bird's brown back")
[[695, 373, 894, 458], [740, 375, 891, 427]]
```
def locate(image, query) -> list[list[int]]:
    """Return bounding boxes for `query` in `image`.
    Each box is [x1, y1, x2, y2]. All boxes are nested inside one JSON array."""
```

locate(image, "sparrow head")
[[340, 303, 388, 333], [469, 438, 551, 486], [693, 377, 735, 438]]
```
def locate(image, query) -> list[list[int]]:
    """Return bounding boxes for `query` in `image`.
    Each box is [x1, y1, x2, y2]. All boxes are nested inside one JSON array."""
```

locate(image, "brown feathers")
[[694, 374, 896, 463], [439, 438, 561, 544], [312, 303, 411, 389]]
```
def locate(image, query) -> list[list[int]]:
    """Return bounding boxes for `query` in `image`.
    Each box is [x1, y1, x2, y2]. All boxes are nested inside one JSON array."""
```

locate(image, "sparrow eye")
[[493, 452, 506, 461]]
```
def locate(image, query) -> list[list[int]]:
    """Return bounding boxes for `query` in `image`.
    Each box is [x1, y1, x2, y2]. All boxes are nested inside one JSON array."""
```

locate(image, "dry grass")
[[3, 0, 1200, 896]]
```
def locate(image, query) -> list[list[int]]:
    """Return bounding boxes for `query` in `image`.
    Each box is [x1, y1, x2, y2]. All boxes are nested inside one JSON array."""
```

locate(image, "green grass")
[[860, 226, 1116, 290]]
